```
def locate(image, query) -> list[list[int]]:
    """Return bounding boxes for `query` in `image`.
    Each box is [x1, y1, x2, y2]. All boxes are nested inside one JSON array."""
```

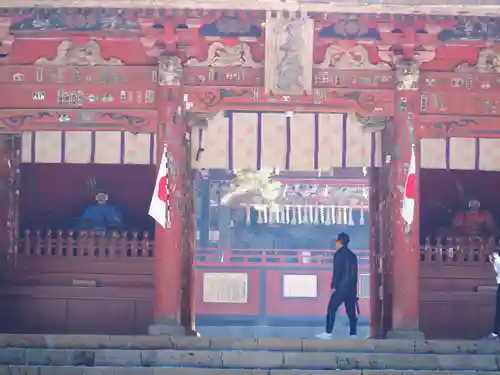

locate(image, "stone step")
[[0, 348, 499, 371], [0, 368, 498, 375], [1, 334, 500, 354]]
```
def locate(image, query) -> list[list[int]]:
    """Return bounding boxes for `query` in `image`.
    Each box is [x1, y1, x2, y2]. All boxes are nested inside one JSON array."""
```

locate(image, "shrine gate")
[[0, 1, 499, 339]]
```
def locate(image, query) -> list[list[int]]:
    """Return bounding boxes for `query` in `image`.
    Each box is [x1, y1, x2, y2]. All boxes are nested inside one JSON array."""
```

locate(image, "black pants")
[[326, 291, 357, 335], [494, 284, 500, 335]]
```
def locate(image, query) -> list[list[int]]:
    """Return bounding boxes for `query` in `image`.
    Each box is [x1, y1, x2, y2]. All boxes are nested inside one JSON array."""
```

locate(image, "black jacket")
[[330, 246, 358, 295]]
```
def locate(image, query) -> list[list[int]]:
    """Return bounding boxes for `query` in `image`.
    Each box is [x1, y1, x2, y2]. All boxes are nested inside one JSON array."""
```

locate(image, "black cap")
[[337, 232, 350, 246]]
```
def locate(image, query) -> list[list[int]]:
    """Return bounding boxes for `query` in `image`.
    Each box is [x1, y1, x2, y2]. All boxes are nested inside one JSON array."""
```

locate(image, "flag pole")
[[164, 143, 172, 229]]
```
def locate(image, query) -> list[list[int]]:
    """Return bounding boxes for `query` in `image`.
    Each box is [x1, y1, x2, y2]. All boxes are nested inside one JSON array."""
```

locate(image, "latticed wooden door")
[[0, 134, 21, 262]]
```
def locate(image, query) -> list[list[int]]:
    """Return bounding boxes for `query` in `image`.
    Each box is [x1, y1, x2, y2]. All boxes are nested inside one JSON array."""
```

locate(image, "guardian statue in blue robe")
[[77, 191, 123, 230]]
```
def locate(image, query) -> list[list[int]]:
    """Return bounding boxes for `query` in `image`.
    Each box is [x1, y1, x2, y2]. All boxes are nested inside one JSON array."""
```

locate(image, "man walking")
[[316, 232, 358, 339], [487, 251, 500, 339]]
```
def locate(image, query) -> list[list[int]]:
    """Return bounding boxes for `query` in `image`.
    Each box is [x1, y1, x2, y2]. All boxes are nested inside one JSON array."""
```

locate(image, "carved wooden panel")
[[264, 13, 314, 95]]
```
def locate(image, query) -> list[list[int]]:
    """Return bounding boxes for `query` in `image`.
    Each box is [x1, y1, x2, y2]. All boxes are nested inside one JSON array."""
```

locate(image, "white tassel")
[[332, 206, 337, 224], [325, 206, 332, 225], [313, 206, 319, 225], [291, 206, 297, 225], [302, 205, 309, 224], [285, 206, 291, 224], [297, 206, 303, 225], [348, 207, 354, 226], [263, 207, 268, 224], [245, 205, 251, 225], [319, 205, 325, 224], [257, 209, 263, 224], [360, 206, 365, 225], [342, 207, 348, 224]]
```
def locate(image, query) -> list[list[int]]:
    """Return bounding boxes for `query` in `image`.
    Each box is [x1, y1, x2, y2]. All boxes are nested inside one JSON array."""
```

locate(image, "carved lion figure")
[[318, 45, 390, 71], [456, 48, 500, 73], [187, 42, 261, 68], [34, 40, 123, 66], [158, 56, 182, 86]]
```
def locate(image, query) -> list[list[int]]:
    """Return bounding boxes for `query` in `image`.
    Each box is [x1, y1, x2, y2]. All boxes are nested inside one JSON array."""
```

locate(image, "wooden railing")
[[195, 247, 370, 267], [19, 229, 154, 258], [17, 229, 370, 266], [420, 236, 497, 264]]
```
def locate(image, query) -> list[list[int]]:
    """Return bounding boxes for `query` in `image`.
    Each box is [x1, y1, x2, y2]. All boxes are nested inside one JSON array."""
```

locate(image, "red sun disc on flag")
[[405, 174, 416, 200], [158, 176, 167, 202]]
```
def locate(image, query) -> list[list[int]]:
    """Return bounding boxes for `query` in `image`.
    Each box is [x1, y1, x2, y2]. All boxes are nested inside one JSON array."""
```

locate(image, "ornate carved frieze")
[[200, 16, 263, 38], [141, 26, 207, 60], [34, 40, 124, 66], [158, 56, 183, 86], [378, 45, 436, 65], [379, 46, 436, 91], [186, 87, 393, 116], [395, 60, 421, 91], [318, 17, 380, 41], [355, 114, 392, 133], [9, 9, 140, 32], [438, 18, 500, 43], [0, 109, 157, 132], [186, 42, 261, 68], [455, 47, 500, 73], [316, 45, 390, 70], [264, 11, 314, 95]]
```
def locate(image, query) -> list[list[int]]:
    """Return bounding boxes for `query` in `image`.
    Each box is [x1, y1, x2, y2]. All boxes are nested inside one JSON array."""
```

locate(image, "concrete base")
[[386, 328, 425, 340], [148, 324, 186, 336]]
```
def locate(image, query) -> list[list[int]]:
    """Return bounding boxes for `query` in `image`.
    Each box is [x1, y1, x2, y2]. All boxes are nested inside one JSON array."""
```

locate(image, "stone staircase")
[[0, 334, 500, 374]]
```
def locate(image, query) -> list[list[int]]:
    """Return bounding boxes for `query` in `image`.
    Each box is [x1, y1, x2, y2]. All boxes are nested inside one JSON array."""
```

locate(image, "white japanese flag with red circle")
[[401, 146, 416, 227], [149, 146, 168, 228]]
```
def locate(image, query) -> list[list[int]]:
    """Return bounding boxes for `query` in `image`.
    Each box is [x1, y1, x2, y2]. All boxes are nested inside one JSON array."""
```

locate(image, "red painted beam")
[[0, 66, 157, 85], [420, 91, 500, 116], [0, 85, 157, 109], [419, 115, 500, 139], [0, 109, 158, 132], [185, 87, 395, 116]]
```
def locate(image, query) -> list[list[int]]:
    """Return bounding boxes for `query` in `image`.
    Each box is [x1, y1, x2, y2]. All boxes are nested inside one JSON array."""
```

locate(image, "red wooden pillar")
[[149, 57, 186, 335], [368, 168, 382, 338], [385, 63, 424, 339]]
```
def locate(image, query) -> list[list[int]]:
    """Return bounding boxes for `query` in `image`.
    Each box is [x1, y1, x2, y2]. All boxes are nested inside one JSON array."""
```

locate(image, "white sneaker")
[[484, 333, 499, 340], [349, 335, 357, 338], [316, 332, 333, 340]]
